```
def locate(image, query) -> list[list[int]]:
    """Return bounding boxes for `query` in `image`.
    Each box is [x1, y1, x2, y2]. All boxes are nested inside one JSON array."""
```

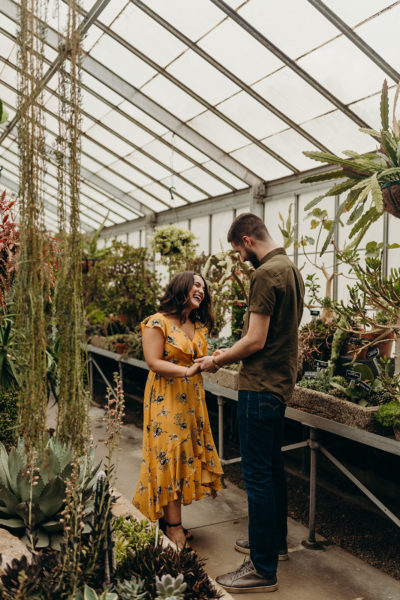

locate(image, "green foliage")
[[115, 542, 222, 600], [0, 387, 18, 447], [0, 548, 60, 599], [0, 437, 99, 549], [278, 203, 296, 249], [376, 400, 400, 428], [302, 80, 400, 253], [0, 317, 19, 389], [155, 573, 187, 600], [152, 226, 197, 276], [0, 99, 9, 124], [81, 216, 111, 260], [73, 585, 117, 600], [83, 242, 160, 330], [114, 516, 158, 564], [299, 318, 336, 369], [113, 576, 148, 599]]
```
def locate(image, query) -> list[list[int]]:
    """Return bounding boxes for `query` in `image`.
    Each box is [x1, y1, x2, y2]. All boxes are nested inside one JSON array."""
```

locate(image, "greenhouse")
[[0, 0, 400, 598]]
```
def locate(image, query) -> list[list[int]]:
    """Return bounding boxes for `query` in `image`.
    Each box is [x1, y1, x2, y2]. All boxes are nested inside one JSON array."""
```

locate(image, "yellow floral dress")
[[133, 312, 223, 521]]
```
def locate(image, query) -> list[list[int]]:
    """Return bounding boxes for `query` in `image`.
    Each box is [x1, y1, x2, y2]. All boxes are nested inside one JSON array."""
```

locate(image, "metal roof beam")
[[82, 6, 298, 174], [131, 0, 331, 154], [0, 0, 113, 145], [307, 0, 400, 83], [211, 0, 371, 129], [99, 187, 252, 238]]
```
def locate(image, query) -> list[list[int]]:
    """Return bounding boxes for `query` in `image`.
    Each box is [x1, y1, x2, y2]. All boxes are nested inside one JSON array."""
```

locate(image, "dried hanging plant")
[[54, 0, 88, 451], [15, 0, 50, 451]]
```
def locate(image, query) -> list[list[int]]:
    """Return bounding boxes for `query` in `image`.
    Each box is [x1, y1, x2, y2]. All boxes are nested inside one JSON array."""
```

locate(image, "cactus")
[[155, 573, 187, 600], [114, 577, 148, 599], [327, 317, 348, 378]]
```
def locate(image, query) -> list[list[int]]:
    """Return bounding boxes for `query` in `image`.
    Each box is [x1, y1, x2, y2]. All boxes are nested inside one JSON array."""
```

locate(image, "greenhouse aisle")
[[90, 404, 400, 600]]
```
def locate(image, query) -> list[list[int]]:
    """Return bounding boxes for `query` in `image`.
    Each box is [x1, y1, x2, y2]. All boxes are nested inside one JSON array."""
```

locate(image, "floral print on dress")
[[133, 312, 223, 521]]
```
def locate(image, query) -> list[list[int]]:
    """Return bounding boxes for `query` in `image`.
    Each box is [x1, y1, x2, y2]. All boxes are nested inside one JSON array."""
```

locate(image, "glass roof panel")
[[178, 167, 231, 196], [166, 50, 240, 105], [142, 182, 176, 205], [112, 3, 186, 67], [253, 67, 335, 124], [141, 74, 204, 121], [82, 0, 128, 26], [142, 0, 225, 41], [239, 0, 338, 58], [298, 36, 386, 105], [201, 160, 248, 189], [351, 85, 397, 132], [355, 4, 400, 77], [231, 144, 291, 181], [82, 24, 103, 53], [81, 88, 113, 121], [160, 177, 205, 202], [118, 101, 169, 136], [89, 34, 156, 88], [1, 65, 17, 90], [262, 129, 319, 171], [217, 91, 287, 139], [87, 124, 133, 157], [125, 150, 171, 180], [99, 169, 133, 194], [0, 33, 14, 57], [81, 71, 125, 106], [129, 189, 168, 212], [323, 0, 394, 27], [108, 160, 153, 188], [101, 111, 154, 147], [142, 139, 194, 172], [198, 19, 283, 84], [188, 111, 249, 152], [0, 13, 17, 36], [81, 137, 116, 166], [165, 134, 209, 163], [302, 110, 372, 155], [0, 83, 17, 108]]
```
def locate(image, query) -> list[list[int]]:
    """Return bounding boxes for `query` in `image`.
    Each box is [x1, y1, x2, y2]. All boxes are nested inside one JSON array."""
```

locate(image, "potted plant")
[[301, 80, 400, 252], [376, 400, 400, 440]]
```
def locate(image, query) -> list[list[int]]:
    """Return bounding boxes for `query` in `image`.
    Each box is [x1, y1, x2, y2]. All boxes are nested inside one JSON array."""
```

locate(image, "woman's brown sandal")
[[164, 521, 189, 549]]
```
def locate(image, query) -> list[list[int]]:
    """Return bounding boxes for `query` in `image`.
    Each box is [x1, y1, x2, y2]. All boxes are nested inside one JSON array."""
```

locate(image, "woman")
[[133, 271, 223, 548]]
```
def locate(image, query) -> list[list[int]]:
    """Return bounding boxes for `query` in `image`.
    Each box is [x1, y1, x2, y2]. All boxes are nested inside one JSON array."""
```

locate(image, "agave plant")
[[0, 436, 100, 548], [302, 79, 400, 254], [74, 584, 117, 600]]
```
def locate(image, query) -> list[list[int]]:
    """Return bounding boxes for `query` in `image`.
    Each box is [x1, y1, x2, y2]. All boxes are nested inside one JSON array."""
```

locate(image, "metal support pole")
[[89, 355, 94, 401], [217, 395, 225, 460], [303, 427, 324, 549], [119, 360, 124, 393]]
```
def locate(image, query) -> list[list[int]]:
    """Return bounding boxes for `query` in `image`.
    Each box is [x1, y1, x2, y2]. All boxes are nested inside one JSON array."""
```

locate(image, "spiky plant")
[[0, 548, 60, 599], [114, 576, 148, 599], [301, 79, 400, 253], [155, 573, 186, 600], [115, 542, 222, 600]]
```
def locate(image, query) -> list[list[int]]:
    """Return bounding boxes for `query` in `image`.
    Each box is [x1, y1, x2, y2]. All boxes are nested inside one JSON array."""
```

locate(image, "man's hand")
[[195, 355, 218, 372]]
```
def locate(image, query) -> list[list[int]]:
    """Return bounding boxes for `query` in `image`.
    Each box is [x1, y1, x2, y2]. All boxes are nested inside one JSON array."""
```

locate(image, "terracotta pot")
[[344, 330, 395, 360], [381, 179, 400, 218], [394, 427, 400, 442], [115, 342, 128, 355]]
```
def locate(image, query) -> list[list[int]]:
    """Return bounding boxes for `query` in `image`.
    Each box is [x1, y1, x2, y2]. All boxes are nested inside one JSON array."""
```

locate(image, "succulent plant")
[[114, 576, 148, 599], [74, 584, 118, 600], [0, 548, 60, 599], [155, 573, 187, 600], [0, 436, 100, 548]]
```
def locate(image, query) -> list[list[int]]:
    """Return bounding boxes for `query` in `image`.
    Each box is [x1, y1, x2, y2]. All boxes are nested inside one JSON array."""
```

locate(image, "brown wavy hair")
[[159, 271, 214, 332]]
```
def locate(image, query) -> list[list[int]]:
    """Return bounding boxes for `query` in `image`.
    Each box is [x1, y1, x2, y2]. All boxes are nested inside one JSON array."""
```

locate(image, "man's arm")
[[195, 312, 270, 372]]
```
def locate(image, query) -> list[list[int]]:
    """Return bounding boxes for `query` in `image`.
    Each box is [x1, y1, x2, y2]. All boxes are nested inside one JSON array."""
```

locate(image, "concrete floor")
[[90, 404, 400, 600]]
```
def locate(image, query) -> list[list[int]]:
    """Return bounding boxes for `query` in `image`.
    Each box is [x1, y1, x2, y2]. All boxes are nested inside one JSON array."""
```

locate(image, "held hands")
[[186, 363, 201, 377]]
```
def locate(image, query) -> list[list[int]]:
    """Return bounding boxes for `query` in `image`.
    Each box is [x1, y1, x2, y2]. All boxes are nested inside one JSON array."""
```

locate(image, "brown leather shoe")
[[234, 538, 289, 561], [215, 558, 278, 593]]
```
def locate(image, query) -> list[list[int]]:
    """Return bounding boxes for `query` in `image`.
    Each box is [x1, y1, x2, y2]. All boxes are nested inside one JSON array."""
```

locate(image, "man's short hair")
[[227, 213, 270, 245]]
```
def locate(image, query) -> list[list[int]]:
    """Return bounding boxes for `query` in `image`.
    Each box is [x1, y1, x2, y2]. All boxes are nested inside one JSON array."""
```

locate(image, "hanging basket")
[[381, 179, 400, 218]]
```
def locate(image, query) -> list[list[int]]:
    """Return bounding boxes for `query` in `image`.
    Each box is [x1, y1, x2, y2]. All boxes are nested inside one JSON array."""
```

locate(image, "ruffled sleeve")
[[141, 313, 167, 338]]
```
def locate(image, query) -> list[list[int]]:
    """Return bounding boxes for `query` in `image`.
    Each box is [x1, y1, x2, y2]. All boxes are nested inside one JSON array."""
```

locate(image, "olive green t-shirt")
[[238, 248, 304, 402]]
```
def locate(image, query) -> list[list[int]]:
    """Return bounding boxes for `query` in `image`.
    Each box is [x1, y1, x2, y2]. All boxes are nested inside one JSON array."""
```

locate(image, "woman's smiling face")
[[188, 274, 205, 311]]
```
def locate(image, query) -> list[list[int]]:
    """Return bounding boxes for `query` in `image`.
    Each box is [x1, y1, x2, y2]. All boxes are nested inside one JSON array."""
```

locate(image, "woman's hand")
[[187, 363, 201, 377], [213, 348, 227, 357]]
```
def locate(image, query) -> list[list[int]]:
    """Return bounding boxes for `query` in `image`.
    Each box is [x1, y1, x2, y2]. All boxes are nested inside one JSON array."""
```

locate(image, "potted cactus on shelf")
[[302, 79, 400, 252]]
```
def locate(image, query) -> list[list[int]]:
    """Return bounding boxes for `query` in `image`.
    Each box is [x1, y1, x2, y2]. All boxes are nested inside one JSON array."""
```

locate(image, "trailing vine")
[[15, 0, 50, 451], [54, 0, 87, 451]]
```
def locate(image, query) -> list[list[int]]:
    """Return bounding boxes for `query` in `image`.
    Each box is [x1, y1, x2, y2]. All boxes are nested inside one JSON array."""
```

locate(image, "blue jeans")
[[238, 390, 287, 577]]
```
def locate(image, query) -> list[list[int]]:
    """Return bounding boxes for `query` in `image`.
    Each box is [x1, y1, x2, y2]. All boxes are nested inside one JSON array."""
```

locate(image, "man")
[[195, 213, 304, 594]]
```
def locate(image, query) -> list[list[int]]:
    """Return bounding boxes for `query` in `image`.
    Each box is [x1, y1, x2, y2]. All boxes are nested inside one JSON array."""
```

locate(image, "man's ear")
[[242, 235, 252, 247]]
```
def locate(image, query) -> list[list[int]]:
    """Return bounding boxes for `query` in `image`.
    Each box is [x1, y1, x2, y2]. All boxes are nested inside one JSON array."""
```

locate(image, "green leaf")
[[304, 194, 327, 211], [325, 179, 357, 196], [38, 477, 65, 517], [34, 529, 50, 548], [16, 471, 31, 503], [320, 197, 348, 255], [7, 448, 22, 496], [41, 519, 62, 532], [84, 585, 100, 600], [46, 446, 61, 479], [370, 173, 383, 212], [0, 482, 19, 513], [0, 517, 25, 528], [300, 169, 346, 183], [381, 130, 398, 166], [380, 79, 389, 130], [303, 150, 345, 165], [358, 127, 382, 141]]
